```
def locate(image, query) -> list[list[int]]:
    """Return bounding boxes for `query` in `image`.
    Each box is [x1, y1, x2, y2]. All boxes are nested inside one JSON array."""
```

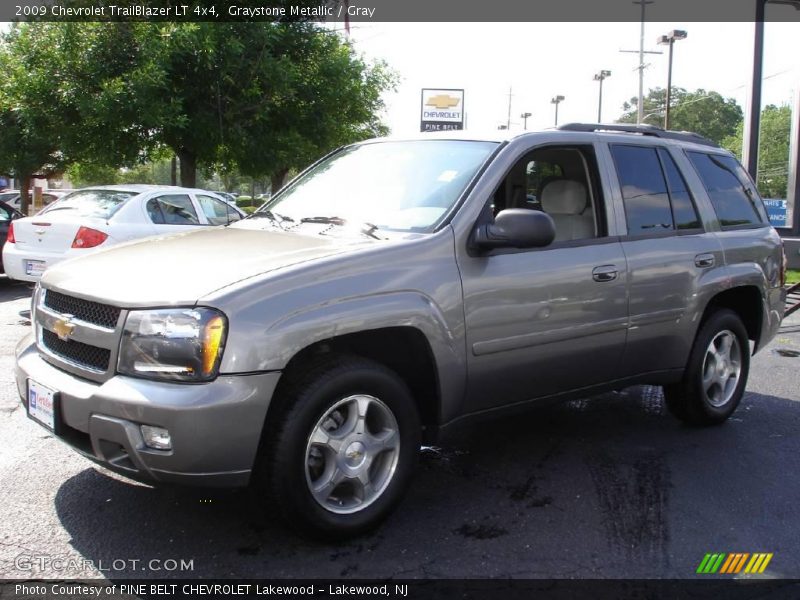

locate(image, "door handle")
[[695, 253, 715, 268], [592, 265, 618, 282]]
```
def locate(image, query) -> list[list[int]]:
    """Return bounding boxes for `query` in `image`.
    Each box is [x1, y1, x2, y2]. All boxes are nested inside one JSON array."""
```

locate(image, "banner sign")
[[420, 88, 464, 132], [763, 198, 788, 228]]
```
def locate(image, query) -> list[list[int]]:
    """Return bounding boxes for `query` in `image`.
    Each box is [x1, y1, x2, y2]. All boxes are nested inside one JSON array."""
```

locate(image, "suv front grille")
[[42, 329, 111, 372], [44, 291, 121, 329]]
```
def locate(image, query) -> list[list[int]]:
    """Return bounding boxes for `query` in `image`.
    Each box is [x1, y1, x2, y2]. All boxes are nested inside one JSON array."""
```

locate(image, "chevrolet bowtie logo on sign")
[[53, 316, 76, 341], [425, 94, 461, 110], [420, 88, 464, 133], [696, 552, 773, 575]]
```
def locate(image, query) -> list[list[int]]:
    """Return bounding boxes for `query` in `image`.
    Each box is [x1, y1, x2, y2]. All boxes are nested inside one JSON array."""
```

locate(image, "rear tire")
[[664, 309, 750, 426], [256, 354, 421, 540]]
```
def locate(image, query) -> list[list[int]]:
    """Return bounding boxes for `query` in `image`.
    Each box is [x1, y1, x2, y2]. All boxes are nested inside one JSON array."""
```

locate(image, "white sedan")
[[3, 185, 244, 282]]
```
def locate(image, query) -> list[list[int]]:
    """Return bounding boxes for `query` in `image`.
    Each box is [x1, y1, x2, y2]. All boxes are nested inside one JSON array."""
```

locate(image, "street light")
[[551, 95, 565, 126], [593, 70, 611, 122], [520, 112, 532, 130], [657, 29, 687, 130]]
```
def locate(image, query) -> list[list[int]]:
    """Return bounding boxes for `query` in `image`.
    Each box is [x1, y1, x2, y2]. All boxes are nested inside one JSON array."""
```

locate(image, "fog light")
[[141, 425, 172, 450]]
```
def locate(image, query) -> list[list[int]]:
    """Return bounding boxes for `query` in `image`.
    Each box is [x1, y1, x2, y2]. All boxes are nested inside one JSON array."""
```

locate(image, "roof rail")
[[557, 123, 719, 148]]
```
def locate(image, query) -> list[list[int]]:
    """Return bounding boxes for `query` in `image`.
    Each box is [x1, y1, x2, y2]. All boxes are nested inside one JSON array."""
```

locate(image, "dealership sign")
[[763, 198, 788, 228], [421, 88, 464, 132]]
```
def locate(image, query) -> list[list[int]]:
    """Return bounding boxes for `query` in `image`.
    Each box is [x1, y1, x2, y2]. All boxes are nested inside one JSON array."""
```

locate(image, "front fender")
[[220, 291, 467, 424]]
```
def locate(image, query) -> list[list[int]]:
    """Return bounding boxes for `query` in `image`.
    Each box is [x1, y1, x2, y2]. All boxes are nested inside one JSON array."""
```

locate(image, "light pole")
[[551, 95, 565, 126], [520, 112, 532, 130], [593, 70, 611, 122], [657, 29, 687, 130]]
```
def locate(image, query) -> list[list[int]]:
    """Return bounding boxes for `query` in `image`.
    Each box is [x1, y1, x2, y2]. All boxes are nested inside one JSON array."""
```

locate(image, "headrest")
[[540, 180, 588, 215]]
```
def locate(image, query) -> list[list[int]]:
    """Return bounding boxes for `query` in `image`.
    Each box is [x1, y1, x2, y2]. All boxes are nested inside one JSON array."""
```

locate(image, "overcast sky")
[[348, 20, 800, 135]]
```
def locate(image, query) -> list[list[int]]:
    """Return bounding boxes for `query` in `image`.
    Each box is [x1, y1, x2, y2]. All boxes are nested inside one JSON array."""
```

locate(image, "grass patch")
[[787, 270, 800, 286]]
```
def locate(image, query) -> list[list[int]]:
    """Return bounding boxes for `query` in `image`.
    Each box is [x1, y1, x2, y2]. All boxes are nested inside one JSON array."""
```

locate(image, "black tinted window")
[[687, 152, 764, 228], [611, 145, 673, 234], [658, 149, 701, 230]]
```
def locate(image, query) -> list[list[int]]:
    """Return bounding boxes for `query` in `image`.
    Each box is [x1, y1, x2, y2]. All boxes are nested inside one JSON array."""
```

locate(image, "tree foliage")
[[0, 25, 68, 213], [618, 87, 743, 144], [0, 21, 395, 191], [722, 104, 792, 199]]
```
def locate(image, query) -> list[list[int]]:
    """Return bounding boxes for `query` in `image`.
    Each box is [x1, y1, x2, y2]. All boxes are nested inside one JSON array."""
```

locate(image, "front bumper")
[[16, 333, 281, 487]]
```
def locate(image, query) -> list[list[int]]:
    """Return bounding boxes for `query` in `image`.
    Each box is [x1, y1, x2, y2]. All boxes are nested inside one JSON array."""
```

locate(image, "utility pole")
[[620, 0, 661, 124], [551, 95, 565, 126], [506, 86, 513, 130], [657, 30, 687, 130], [593, 70, 611, 122]]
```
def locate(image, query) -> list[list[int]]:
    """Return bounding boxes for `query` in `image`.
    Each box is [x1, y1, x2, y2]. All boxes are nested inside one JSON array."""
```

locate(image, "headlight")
[[117, 308, 227, 382]]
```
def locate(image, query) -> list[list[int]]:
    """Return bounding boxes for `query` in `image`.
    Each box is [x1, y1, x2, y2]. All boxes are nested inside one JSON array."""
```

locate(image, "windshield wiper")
[[300, 216, 347, 226], [299, 216, 382, 240], [246, 210, 294, 227]]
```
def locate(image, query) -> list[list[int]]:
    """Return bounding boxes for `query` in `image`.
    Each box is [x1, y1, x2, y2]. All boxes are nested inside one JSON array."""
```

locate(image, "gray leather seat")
[[540, 179, 594, 241]]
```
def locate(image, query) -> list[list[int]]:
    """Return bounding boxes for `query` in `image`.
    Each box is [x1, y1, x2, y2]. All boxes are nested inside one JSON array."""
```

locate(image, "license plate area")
[[27, 379, 59, 433], [25, 260, 46, 277]]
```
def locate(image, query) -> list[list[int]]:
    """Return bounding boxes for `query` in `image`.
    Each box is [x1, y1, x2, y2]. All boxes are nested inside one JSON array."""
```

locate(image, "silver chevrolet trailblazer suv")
[[16, 124, 786, 538]]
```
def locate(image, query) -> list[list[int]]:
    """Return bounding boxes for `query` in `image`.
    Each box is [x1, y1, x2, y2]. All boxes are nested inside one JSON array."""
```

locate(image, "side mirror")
[[473, 208, 556, 250]]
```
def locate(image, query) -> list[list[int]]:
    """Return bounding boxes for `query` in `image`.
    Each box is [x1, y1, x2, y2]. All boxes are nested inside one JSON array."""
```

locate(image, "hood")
[[42, 227, 368, 307]]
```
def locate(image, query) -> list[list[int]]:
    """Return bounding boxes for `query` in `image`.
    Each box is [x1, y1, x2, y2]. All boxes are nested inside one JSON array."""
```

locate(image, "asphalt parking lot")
[[1, 275, 799, 580]]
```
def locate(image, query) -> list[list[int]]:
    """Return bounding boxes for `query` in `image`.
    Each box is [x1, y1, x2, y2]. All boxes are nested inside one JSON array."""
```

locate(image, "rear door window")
[[146, 194, 200, 225], [611, 145, 674, 234], [197, 194, 240, 225], [658, 148, 701, 230], [686, 152, 766, 228]]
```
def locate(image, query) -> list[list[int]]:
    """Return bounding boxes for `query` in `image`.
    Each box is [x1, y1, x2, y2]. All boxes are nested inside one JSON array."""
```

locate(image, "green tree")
[[2, 21, 395, 193], [61, 22, 394, 188], [0, 25, 67, 214], [618, 87, 743, 144], [722, 104, 791, 199]]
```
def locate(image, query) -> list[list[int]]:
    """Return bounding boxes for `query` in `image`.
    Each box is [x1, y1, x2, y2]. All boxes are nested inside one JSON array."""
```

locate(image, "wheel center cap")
[[344, 441, 367, 468]]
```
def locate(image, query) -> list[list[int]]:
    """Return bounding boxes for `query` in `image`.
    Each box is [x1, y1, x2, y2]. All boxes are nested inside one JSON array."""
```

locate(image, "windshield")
[[40, 189, 137, 218], [253, 140, 498, 232]]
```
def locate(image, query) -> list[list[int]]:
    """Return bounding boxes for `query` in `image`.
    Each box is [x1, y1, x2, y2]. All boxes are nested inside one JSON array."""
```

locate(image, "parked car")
[[3, 185, 244, 282], [0, 190, 67, 214], [0, 200, 24, 274], [16, 125, 786, 539]]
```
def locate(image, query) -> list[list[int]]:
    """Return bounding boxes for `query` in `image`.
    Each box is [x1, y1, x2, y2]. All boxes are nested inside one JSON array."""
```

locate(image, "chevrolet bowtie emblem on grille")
[[425, 94, 460, 110], [53, 315, 76, 341]]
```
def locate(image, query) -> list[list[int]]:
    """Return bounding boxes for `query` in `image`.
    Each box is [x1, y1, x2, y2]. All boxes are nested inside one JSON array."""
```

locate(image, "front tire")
[[664, 309, 750, 426], [258, 354, 421, 539]]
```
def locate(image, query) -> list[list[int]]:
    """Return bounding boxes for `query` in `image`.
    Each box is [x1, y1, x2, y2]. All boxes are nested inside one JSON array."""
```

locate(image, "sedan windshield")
[[40, 189, 136, 219], [254, 140, 498, 232]]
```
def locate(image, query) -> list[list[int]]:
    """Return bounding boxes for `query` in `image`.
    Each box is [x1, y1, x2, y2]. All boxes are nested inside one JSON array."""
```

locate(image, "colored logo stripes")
[[696, 553, 773, 574]]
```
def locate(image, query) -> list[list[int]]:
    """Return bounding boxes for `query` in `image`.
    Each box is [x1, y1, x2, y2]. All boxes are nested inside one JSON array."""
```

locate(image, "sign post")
[[420, 88, 464, 132]]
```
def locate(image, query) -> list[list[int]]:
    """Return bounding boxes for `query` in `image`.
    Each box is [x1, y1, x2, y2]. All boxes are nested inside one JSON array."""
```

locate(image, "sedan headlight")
[[118, 308, 227, 382]]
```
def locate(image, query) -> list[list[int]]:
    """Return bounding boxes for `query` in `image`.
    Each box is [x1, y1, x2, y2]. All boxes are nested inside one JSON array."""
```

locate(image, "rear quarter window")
[[686, 152, 767, 228]]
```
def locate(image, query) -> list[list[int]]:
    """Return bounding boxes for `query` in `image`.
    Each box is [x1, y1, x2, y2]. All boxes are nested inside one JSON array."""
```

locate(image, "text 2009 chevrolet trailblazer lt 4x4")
[[16, 124, 786, 538]]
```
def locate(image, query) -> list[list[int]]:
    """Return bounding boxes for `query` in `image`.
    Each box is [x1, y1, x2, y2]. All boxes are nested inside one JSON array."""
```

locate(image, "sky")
[[346, 20, 800, 136]]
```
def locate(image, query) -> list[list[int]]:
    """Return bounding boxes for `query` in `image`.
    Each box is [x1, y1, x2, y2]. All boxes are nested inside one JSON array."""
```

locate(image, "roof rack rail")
[[557, 123, 718, 148]]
